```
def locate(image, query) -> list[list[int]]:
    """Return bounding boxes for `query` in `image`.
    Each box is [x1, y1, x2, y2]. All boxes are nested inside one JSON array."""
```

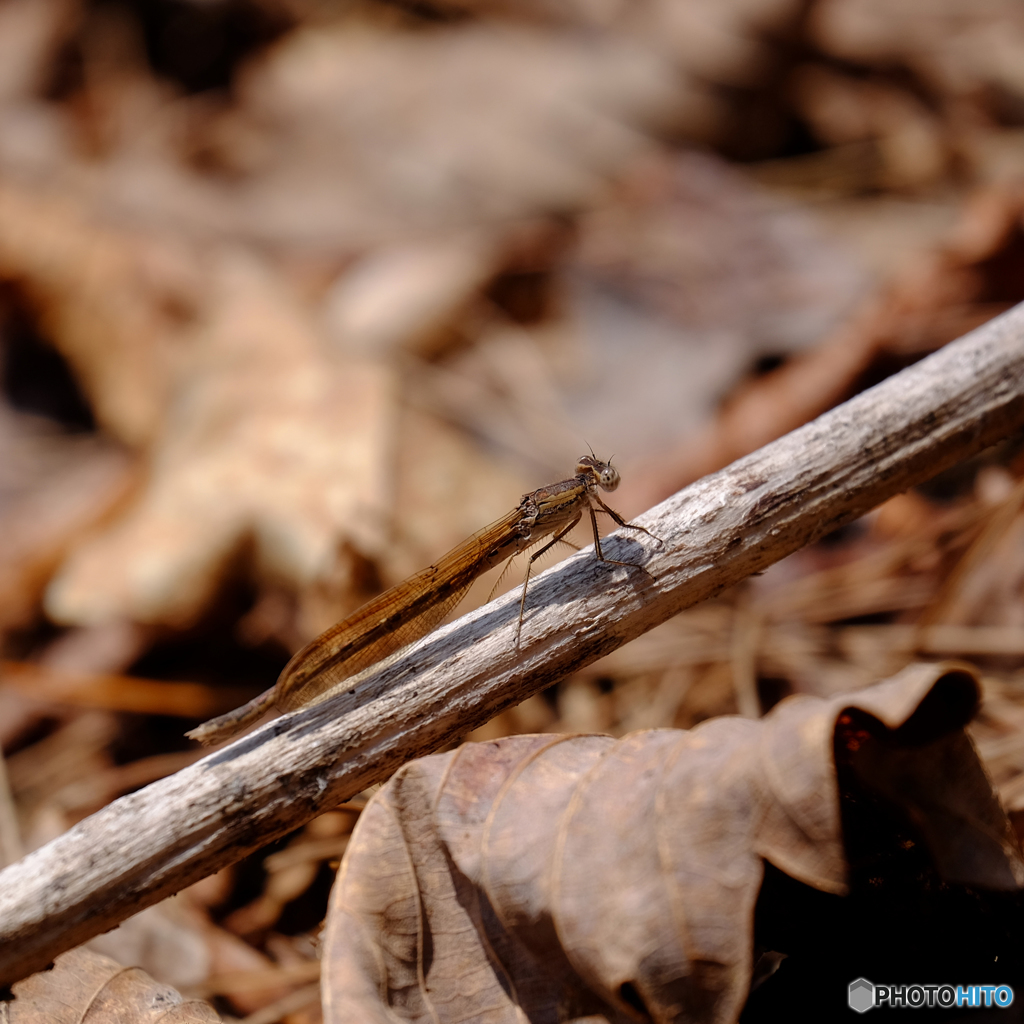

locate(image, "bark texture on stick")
[[3, 305, 1024, 987]]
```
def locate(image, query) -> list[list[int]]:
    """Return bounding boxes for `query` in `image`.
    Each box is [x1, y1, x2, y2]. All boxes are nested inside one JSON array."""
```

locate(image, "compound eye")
[[600, 466, 620, 491]]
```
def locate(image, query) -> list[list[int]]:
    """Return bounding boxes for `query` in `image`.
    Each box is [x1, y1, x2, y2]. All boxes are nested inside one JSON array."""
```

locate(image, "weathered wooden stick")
[[3, 305, 1024, 987]]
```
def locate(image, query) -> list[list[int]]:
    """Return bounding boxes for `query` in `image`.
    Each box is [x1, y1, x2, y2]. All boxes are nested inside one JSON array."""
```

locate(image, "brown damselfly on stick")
[[187, 455, 658, 745]]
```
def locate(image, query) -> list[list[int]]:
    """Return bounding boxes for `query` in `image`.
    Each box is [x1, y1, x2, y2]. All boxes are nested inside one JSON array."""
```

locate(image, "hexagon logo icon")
[[848, 978, 874, 1013]]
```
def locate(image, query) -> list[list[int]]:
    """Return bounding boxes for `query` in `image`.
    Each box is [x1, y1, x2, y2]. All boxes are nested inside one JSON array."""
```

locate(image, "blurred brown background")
[[4, 0, 1024, 1019]]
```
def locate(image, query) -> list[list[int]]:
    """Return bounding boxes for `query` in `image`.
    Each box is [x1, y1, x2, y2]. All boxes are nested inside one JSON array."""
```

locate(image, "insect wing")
[[276, 507, 528, 710]]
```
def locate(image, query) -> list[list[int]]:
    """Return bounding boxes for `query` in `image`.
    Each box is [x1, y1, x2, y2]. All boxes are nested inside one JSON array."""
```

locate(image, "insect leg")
[[516, 513, 582, 647], [593, 495, 663, 547], [589, 503, 657, 579]]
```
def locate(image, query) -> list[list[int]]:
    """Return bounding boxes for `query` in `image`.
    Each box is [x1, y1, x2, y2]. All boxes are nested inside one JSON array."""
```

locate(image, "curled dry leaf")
[[322, 663, 1023, 1024], [1, 946, 220, 1023]]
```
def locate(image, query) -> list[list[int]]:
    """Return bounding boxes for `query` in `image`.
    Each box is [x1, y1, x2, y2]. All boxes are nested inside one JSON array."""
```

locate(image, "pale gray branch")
[[3, 304, 1024, 986]]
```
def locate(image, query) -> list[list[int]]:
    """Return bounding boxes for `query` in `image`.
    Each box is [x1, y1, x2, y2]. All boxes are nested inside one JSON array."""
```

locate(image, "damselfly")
[[187, 455, 657, 745]]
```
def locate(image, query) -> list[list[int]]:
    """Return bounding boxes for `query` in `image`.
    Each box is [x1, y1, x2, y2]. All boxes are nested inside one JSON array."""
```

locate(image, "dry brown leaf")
[[0, 0, 72, 105], [1, 946, 220, 1023], [86, 891, 306, 1019], [216, 23, 687, 247], [0, 0, 77, 183], [419, 0, 798, 92], [575, 151, 867, 351], [811, 0, 1024, 105], [44, 250, 392, 631], [322, 231, 503, 360], [322, 663, 1022, 1024], [0, 182, 199, 446], [86, 901, 213, 997], [0, 406, 135, 630], [788, 65, 947, 189]]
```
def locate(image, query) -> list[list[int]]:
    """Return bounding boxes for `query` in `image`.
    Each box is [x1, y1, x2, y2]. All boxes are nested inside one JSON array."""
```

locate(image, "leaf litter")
[[3, 0, 1024, 1020]]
